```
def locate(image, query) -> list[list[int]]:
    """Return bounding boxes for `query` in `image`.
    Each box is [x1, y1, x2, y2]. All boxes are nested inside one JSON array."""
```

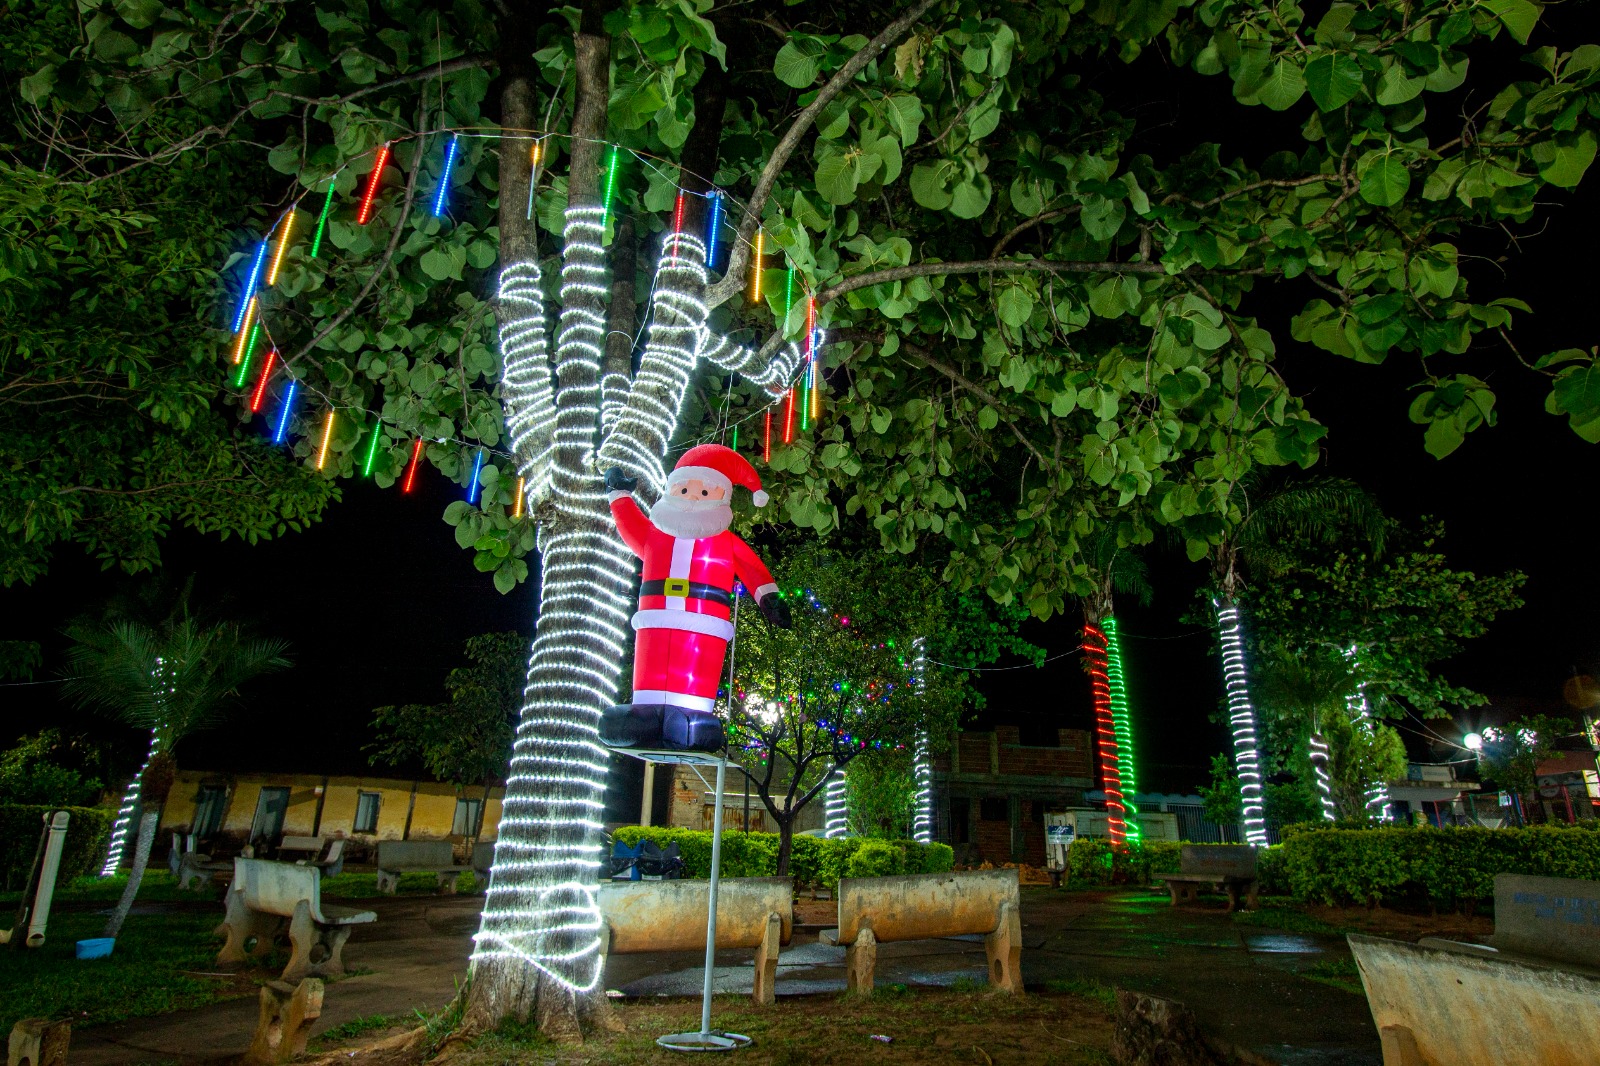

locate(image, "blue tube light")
[[432, 137, 460, 217], [273, 379, 298, 444], [233, 240, 269, 331]]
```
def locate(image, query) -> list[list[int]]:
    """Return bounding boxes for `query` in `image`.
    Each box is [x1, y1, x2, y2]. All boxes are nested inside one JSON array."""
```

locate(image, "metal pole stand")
[[618, 748, 751, 1053]]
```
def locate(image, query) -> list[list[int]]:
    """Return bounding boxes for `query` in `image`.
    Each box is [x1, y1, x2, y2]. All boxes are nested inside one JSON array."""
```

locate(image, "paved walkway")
[[70, 887, 1380, 1065]]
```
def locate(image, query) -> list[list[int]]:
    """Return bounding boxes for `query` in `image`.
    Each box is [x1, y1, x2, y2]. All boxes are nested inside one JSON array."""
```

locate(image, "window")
[[1030, 802, 1046, 823], [949, 798, 971, 844], [250, 787, 290, 843], [452, 797, 483, 836], [979, 797, 1009, 822], [193, 785, 227, 838], [353, 792, 381, 833]]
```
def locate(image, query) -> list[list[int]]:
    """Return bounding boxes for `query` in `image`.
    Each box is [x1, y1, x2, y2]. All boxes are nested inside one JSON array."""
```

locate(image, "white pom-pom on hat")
[[752, 490, 770, 507]]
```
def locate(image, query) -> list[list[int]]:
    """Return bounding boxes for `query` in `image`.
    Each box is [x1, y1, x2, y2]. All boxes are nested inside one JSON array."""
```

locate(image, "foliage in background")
[[1197, 752, 1242, 828], [1475, 714, 1576, 807], [1065, 838, 1186, 885], [0, 732, 101, 807], [0, 805, 111, 891], [845, 751, 916, 839], [610, 825, 953, 889], [368, 631, 523, 786], [1275, 823, 1600, 910], [0, 641, 41, 680]]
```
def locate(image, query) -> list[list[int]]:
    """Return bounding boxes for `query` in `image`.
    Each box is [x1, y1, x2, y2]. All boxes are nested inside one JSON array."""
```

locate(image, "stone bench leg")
[[375, 869, 400, 895], [8, 1018, 70, 1066], [436, 872, 458, 895], [1379, 1024, 1424, 1066], [1244, 881, 1260, 911], [844, 925, 877, 996], [752, 912, 782, 1007], [244, 978, 322, 1065], [283, 901, 352, 982], [217, 893, 283, 966], [986, 900, 1023, 995]]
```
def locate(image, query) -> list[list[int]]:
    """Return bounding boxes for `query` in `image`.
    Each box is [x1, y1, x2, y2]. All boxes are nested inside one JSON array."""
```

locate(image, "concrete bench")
[[598, 877, 792, 1005], [820, 868, 1022, 995], [276, 835, 324, 861], [374, 840, 470, 894], [1154, 845, 1259, 911], [216, 858, 375, 981], [472, 841, 495, 883]]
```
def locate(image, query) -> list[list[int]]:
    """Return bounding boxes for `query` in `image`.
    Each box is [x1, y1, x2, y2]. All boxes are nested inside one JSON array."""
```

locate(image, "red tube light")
[[357, 144, 391, 226]]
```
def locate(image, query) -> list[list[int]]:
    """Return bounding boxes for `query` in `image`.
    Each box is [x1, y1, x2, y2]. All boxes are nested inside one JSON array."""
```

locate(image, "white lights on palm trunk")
[[825, 769, 849, 838], [1214, 603, 1268, 845], [911, 639, 933, 844], [1308, 733, 1338, 821]]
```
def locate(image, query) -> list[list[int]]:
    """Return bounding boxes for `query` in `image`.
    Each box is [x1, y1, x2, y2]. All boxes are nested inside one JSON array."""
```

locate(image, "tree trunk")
[[774, 815, 794, 877], [100, 728, 159, 876], [102, 810, 158, 939], [1212, 596, 1269, 845]]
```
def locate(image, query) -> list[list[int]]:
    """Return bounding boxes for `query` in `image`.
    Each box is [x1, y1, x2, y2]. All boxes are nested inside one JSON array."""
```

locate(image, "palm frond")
[[1237, 478, 1387, 578]]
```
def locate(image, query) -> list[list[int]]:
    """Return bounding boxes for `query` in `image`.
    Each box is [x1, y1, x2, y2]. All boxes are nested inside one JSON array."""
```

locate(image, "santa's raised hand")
[[600, 444, 790, 752]]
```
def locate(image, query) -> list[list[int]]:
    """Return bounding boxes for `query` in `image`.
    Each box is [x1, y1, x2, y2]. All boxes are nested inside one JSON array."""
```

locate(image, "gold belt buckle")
[[663, 578, 690, 597]]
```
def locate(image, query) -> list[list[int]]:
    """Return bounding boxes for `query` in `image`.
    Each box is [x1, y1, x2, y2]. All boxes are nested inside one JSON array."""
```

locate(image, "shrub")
[[1275, 825, 1600, 910], [608, 827, 948, 888], [0, 805, 113, 890], [1066, 839, 1240, 887], [846, 839, 905, 879]]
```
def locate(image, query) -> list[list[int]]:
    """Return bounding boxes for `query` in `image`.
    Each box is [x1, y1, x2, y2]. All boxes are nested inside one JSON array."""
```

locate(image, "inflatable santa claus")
[[600, 444, 791, 752]]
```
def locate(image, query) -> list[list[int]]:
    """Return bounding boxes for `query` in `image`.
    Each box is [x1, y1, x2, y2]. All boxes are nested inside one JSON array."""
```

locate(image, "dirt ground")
[[313, 989, 1117, 1066], [1297, 902, 1494, 943]]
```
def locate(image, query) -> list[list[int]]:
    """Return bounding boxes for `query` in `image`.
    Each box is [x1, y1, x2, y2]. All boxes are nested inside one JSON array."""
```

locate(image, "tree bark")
[[774, 815, 794, 877], [102, 811, 158, 940]]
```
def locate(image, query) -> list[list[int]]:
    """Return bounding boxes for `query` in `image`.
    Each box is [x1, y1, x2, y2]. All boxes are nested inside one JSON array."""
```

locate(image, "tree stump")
[[1111, 989, 1227, 1066], [244, 978, 323, 1065], [7, 1019, 69, 1066]]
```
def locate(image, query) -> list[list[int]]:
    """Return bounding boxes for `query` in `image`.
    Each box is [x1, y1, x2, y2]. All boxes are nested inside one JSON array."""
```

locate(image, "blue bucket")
[[76, 937, 115, 959]]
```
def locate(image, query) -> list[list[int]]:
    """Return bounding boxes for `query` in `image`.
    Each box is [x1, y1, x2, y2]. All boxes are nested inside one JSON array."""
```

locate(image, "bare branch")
[[990, 206, 1081, 256]]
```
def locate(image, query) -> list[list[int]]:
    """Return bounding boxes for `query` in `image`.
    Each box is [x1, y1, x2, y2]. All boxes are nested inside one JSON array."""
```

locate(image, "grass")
[[1231, 901, 1343, 937], [0, 909, 256, 1036], [312, 1014, 409, 1046], [1301, 956, 1365, 996], [1043, 977, 1117, 1010], [1, 869, 483, 908]]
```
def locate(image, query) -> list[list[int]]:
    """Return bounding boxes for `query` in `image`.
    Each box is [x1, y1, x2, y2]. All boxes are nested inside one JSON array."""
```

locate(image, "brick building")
[[931, 726, 1096, 866]]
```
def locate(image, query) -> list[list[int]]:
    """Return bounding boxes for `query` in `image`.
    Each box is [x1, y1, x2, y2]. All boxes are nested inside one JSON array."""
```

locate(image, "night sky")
[[4, 17, 1597, 798]]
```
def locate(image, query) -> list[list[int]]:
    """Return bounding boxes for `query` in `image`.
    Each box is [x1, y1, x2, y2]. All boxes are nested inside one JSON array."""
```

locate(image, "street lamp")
[[1463, 732, 1484, 752]]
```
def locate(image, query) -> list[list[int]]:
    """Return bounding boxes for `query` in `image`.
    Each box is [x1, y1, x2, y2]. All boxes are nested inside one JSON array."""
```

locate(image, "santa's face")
[[652, 476, 733, 539]]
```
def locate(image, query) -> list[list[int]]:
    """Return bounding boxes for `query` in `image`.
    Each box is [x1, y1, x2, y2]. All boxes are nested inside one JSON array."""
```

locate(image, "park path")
[[69, 886, 1380, 1065]]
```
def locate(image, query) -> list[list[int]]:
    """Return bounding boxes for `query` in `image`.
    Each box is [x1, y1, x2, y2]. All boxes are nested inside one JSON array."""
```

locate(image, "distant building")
[[930, 726, 1095, 866]]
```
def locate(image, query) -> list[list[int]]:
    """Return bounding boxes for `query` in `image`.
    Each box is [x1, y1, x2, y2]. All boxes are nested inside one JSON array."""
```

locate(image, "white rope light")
[[1308, 733, 1338, 821], [910, 638, 933, 844], [1343, 648, 1392, 821], [100, 728, 158, 876], [1214, 603, 1269, 845], [824, 768, 848, 838], [474, 197, 808, 998]]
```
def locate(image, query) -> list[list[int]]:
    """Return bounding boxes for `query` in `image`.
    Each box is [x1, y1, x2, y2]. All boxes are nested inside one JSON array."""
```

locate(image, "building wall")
[[933, 727, 1096, 865], [665, 765, 824, 835]]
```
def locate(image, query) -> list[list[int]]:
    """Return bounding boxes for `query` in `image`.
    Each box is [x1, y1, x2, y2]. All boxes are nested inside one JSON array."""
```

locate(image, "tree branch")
[[706, 0, 939, 309], [990, 206, 1081, 256]]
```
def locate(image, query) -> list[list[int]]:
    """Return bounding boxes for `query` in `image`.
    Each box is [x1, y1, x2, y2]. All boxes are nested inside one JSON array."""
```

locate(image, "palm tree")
[[64, 606, 289, 940], [1075, 533, 1153, 848], [1208, 477, 1386, 843], [1252, 643, 1356, 822]]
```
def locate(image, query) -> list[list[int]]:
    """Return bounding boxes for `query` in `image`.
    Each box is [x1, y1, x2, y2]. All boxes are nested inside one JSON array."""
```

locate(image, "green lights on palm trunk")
[[1103, 617, 1141, 844]]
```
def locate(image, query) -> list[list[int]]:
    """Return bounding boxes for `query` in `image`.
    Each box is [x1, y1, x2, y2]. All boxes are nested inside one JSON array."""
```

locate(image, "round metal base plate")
[[656, 1031, 752, 1052]]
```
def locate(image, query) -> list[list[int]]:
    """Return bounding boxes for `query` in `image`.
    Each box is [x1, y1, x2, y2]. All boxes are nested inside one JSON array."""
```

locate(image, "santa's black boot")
[[661, 707, 726, 752], [600, 704, 664, 748]]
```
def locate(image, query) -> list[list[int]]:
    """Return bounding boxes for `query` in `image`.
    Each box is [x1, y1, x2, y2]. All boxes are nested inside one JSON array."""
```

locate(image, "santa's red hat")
[[670, 443, 769, 507]]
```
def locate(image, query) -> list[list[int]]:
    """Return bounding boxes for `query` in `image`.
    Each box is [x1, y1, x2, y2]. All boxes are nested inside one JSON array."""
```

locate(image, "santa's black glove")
[[604, 466, 638, 494], [758, 592, 792, 629]]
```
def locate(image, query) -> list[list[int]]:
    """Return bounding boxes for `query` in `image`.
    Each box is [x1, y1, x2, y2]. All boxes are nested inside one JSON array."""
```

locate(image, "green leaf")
[[1358, 153, 1411, 206], [1535, 132, 1597, 188], [1305, 53, 1363, 111], [17, 65, 55, 106], [1009, 176, 1044, 216], [1256, 58, 1307, 111], [1374, 62, 1425, 106], [774, 39, 823, 88], [909, 162, 953, 210], [1484, 0, 1541, 45], [949, 176, 992, 219], [114, 0, 165, 29], [420, 245, 466, 281], [814, 153, 861, 205], [1547, 358, 1600, 442], [977, 406, 999, 430], [884, 95, 924, 147], [996, 285, 1033, 327]]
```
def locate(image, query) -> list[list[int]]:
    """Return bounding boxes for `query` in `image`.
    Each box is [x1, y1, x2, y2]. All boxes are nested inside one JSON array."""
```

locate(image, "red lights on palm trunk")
[[1082, 622, 1127, 848]]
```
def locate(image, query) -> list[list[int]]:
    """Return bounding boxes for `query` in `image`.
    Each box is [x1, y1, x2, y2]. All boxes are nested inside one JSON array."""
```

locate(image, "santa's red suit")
[[600, 444, 791, 751]]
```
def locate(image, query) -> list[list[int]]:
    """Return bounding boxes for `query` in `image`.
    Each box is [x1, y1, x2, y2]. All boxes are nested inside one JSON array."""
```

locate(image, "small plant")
[[314, 1014, 403, 1044], [1044, 977, 1117, 1009]]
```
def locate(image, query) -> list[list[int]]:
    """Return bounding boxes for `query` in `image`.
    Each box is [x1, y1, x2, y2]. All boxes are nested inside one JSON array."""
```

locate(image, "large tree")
[[13, 0, 1598, 1035]]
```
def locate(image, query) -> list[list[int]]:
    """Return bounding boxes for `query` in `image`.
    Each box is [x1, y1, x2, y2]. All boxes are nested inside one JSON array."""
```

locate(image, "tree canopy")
[[4, 0, 1595, 613]]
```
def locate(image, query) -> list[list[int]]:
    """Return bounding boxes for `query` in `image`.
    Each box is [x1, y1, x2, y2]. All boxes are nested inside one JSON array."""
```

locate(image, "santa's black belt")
[[639, 579, 732, 607]]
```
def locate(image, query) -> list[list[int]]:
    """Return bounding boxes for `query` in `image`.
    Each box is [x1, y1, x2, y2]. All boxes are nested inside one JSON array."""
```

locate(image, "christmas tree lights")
[[705, 190, 723, 269], [526, 141, 543, 220], [357, 143, 390, 225], [1103, 617, 1140, 844], [764, 410, 772, 461], [231, 298, 258, 359], [233, 242, 269, 331], [467, 448, 485, 504], [431, 136, 459, 217], [825, 770, 848, 838], [316, 411, 336, 470], [231, 322, 261, 387], [602, 146, 619, 230], [402, 438, 424, 492], [1081, 623, 1127, 847], [911, 638, 933, 844], [512, 476, 526, 519], [749, 230, 763, 303], [1343, 650, 1392, 821], [1213, 602, 1269, 844], [273, 379, 298, 444], [249, 348, 277, 413], [1309, 733, 1337, 821], [310, 182, 336, 258], [362, 424, 383, 477], [266, 210, 295, 286]]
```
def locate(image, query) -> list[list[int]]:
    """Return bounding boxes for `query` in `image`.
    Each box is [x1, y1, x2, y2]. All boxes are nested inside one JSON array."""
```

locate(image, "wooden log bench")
[[216, 858, 375, 981], [819, 868, 1022, 995], [1153, 845, 1259, 911], [597, 877, 792, 1005], [374, 840, 470, 895]]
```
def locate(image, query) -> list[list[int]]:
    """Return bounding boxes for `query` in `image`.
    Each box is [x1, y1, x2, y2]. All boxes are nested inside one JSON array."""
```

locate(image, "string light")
[[1345, 647, 1392, 821], [100, 729, 158, 876], [317, 411, 336, 470], [602, 146, 619, 231], [266, 209, 295, 286], [231, 298, 258, 362], [231, 322, 262, 387], [825, 770, 848, 838], [233, 242, 269, 331], [911, 638, 933, 844], [672, 191, 686, 254], [512, 476, 525, 519], [786, 267, 796, 332], [782, 388, 795, 444], [402, 438, 424, 493], [1309, 734, 1338, 821], [249, 348, 278, 413], [466, 448, 485, 504], [749, 230, 763, 304], [764, 409, 772, 461], [273, 379, 298, 444], [1103, 618, 1141, 845], [1082, 623, 1127, 847], [362, 424, 383, 477], [1214, 602, 1269, 844], [526, 141, 542, 221], [705, 190, 723, 269], [432, 136, 459, 217], [310, 182, 336, 258], [357, 143, 390, 225]]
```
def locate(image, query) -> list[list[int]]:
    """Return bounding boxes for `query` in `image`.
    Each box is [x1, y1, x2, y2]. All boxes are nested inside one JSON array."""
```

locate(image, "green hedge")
[[0, 805, 113, 891], [1276, 825, 1600, 909], [610, 827, 953, 888]]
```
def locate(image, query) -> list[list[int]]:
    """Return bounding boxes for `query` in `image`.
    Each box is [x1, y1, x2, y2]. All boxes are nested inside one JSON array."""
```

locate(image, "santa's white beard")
[[651, 496, 734, 539]]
